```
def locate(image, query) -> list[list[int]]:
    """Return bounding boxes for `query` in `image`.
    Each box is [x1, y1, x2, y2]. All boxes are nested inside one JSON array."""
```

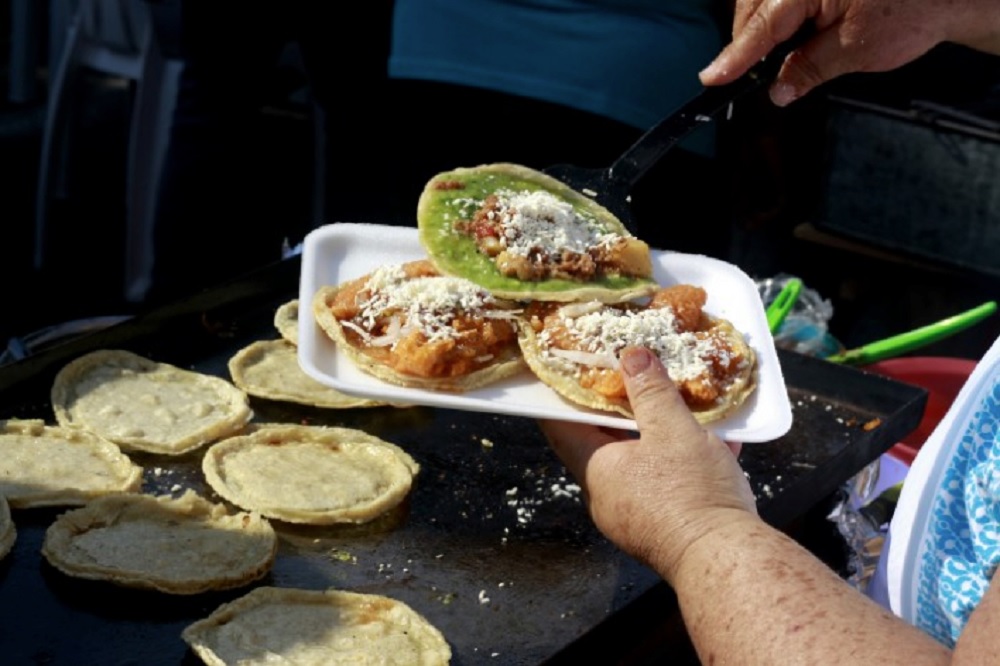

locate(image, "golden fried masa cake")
[[202, 424, 419, 525], [41, 490, 277, 594], [182, 587, 452, 666], [0, 419, 142, 508], [51, 349, 253, 455], [0, 494, 14, 562], [518, 284, 758, 423], [273, 298, 300, 345], [228, 339, 388, 409], [312, 259, 525, 392], [417, 162, 656, 303]]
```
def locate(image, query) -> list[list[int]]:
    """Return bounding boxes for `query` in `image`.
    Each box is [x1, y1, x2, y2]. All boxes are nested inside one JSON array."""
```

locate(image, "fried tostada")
[[417, 162, 656, 303], [517, 284, 757, 423]]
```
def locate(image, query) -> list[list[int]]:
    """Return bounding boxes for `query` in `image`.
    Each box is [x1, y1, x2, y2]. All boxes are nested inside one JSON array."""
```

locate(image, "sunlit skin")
[[541, 343, 998, 663], [700, 0, 1000, 106]]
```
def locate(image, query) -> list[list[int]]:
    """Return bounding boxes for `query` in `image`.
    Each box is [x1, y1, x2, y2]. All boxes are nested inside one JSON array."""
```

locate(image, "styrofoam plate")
[[298, 223, 792, 442]]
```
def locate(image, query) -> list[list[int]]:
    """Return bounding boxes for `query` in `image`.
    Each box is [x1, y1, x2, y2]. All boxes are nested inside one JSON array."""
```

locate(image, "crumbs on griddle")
[[504, 474, 582, 527]]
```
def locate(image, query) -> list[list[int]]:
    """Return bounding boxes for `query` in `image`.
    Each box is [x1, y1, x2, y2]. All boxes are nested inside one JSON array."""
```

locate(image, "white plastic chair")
[[34, 0, 184, 303]]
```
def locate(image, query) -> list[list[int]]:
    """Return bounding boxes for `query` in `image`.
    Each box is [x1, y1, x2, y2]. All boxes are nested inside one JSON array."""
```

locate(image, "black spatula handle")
[[609, 26, 815, 187]]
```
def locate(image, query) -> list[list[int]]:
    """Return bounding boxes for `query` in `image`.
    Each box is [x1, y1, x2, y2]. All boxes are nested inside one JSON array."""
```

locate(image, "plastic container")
[[863, 357, 978, 465]]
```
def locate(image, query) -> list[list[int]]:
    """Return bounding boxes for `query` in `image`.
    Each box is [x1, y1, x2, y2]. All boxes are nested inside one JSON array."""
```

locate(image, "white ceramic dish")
[[298, 223, 792, 442]]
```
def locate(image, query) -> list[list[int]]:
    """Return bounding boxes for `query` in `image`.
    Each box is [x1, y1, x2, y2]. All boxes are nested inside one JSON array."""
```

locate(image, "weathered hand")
[[539, 346, 757, 584], [700, 0, 1000, 106]]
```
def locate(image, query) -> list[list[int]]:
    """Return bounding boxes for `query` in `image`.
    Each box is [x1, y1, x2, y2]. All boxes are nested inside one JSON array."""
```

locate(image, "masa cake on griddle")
[[273, 298, 300, 345], [0, 494, 14, 562], [182, 586, 452, 666], [202, 423, 420, 525], [41, 490, 277, 594], [0, 418, 142, 508], [417, 162, 656, 303], [51, 349, 253, 455], [228, 339, 388, 409]]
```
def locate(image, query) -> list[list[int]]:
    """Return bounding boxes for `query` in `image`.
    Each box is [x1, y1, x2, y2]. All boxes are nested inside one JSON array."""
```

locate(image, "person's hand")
[[699, 0, 1000, 107], [539, 346, 758, 584]]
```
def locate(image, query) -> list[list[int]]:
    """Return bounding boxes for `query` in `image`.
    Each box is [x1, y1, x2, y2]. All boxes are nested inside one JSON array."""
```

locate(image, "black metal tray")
[[0, 256, 926, 665]]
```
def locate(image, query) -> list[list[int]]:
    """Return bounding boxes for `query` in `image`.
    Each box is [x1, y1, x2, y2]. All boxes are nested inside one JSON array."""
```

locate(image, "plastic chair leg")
[[34, 20, 84, 271], [123, 43, 183, 303]]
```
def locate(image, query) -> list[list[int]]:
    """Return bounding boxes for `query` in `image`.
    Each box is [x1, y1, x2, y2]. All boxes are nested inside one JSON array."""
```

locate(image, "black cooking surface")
[[0, 257, 926, 665]]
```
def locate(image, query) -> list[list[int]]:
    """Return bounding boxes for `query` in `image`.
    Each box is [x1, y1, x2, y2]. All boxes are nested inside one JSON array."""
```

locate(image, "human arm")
[[699, 0, 1000, 106], [539, 346, 951, 665]]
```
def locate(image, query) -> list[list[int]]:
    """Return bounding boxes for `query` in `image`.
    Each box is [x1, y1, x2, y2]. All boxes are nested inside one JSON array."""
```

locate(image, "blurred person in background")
[[147, 1, 394, 303], [542, 1, 1000, 663]]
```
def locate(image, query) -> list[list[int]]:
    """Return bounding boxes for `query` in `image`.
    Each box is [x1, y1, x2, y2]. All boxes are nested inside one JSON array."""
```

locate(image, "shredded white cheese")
[[540, 303, 728, 383], [491, 189, 618, 259], [349, 265, 513, 346]]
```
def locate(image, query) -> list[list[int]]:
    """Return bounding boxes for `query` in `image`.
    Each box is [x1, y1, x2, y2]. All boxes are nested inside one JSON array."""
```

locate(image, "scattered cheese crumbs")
[[505, 475, 583, 527], [478, 589, 490, 604], [170, 484, 182, 492], [550, 482, 581, 498], [481, 437, 494, 448]]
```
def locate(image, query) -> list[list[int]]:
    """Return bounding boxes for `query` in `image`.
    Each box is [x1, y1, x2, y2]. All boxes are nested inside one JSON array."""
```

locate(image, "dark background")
[[1, 2, 999, 363]]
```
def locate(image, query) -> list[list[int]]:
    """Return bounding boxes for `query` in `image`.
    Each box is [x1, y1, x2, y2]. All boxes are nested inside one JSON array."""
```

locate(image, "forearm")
[[665, 511, 951, 665], [953, 572, 1000, 664]]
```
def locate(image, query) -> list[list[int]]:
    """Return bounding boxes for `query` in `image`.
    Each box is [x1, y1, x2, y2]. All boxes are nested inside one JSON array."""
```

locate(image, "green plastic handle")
[[826, 301, 997, 365], [765, 278, 803, 334]]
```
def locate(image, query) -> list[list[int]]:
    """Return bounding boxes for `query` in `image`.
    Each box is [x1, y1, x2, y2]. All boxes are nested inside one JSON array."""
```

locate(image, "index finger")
[[537, 419, 626, 481], [701, 0, 818, 85]]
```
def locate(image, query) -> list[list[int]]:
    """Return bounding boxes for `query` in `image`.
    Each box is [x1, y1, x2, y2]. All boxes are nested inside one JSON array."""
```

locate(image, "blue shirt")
[[389, 0, 723, 156]]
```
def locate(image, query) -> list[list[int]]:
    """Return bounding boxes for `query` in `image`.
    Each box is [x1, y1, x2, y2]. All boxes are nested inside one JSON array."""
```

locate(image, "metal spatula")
[[544, 31, 811, 236]]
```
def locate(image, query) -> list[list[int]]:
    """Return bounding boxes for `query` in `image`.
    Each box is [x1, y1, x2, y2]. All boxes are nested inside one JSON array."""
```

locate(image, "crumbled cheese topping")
[[349, 265, 506, 345], [495, 189, 618, 257], [468, 189, 619, 259], [540, 303, 724, 382]]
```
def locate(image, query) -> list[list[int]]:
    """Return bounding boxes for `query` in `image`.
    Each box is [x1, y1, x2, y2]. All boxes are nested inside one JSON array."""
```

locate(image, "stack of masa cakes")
[[1, 295, 450, 664]]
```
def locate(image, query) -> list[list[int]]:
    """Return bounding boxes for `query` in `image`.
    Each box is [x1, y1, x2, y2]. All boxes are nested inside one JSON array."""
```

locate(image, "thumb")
[[768, 28, 859, 106], [619, 346, 703, 441]]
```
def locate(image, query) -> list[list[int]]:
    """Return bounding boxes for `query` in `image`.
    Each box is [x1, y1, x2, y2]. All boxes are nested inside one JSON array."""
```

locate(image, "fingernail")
[[620, 348, 652, 377], [771, 82, 798, 107], [699, 60, 724, 81]]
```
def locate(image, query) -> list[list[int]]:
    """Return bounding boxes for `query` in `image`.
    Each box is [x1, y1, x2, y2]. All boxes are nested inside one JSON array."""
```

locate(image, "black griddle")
[[0, 256, 926, 666]]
